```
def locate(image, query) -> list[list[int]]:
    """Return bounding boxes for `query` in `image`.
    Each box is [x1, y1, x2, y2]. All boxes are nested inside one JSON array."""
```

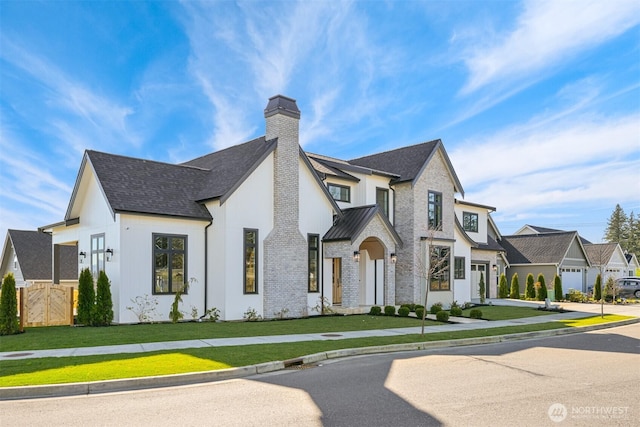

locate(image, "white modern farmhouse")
[[42, 95, 502, 322]]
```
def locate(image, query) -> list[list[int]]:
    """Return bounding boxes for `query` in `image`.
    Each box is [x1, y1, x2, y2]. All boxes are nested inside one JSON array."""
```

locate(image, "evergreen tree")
[[0, 273, 20, 335], [604, 204, 628, 248], [536, 273, 548, 301], [627, 211, 640, 255], [479, 272, 486, 304], [498, 273, 508, 298], [77, 268, 95, 325], [594, 274, 602, 301], [93, 270, 113, 326], [509, 273, 520, 299], [525, 273, 536, 299], [553, 274, 563, 302]]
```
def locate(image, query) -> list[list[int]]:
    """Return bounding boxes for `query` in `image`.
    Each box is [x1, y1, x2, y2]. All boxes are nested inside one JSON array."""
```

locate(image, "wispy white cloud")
[[460, 0, 640, 94]]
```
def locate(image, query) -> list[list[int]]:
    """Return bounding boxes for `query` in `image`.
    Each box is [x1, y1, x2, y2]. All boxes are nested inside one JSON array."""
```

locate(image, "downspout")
[[201, 219, 213, 319], [321, 242, 324, 315]]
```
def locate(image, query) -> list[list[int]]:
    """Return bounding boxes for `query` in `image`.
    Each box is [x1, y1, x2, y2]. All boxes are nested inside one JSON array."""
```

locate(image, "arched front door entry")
[[358, 237, 386, 306]]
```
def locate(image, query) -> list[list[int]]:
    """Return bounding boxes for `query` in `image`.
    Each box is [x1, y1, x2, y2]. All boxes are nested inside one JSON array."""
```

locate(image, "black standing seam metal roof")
[[500, 232, 582, 265], [7, 230, 77, 280], [323, 205, 402, 247]]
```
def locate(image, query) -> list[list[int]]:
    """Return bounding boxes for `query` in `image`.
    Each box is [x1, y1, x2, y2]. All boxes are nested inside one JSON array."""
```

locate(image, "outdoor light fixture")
[[353, 251, 360, 262], [492, 264, 497, 272], [79, 251, 86, 263], [390, 253, 397, 263], [106, 248, 114, 262]]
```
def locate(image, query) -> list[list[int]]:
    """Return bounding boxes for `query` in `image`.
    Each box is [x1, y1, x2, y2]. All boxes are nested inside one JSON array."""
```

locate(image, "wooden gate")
[[20, 284, 74, 327]]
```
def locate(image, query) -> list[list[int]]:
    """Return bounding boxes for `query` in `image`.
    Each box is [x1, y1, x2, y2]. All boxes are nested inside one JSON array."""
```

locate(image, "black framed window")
[[463, 212, 478, 232], [91, 233, 105, 278], [244, 229, 258, 294], [153, 234, 187, 294], [376, 188, 389, 218], [328, 183, 351, 202], [308, 234, 319, 292], [428, 191, 442, 230], [429, 246, 450, 291], [454, 257, 465, 279]]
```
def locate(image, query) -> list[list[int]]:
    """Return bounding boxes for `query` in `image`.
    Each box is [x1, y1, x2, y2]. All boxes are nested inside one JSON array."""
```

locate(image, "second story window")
[[376, 188, 389, 218], [428, 191, 442, 230], [463, 212, 478, 232], [328, 183, 350, 202]]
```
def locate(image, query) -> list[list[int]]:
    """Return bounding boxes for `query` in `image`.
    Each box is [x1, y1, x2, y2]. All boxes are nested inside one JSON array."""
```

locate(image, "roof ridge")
[[87, 150, 208, 171], [182, 136, 266, 166], [349, 138, 441, 161]]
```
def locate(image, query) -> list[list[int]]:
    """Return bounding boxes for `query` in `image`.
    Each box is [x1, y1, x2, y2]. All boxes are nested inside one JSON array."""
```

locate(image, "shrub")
[[593, 274, 602, 301], [398, 306, 410, 317], [243, 307, 262, 321], [415, 304, 424, 311], [429, 303, 443, 314], [450, 300, 459, 309], [479, 272, 486, 303], [436, 310, 450, 322], [498, 273, 508, 298], [469, 308, 483, 319], [415, 307, 425, 319], [553, 274, 563, 302], [450, 306, 463, 316], [509, 273, 520, 299], [77, 268, 95, 325], [536, 274, 548, 301], [0, 273, 20, 335], [567, 289, 586, 303], [203, 307, 220, 321], [384, 305, 396, 316], [93, 271, 114, 326], [369, 306, 382, 316], [604, 276, 618, 300], [127, 294, 159, 323], [525, 274, 536, 299]]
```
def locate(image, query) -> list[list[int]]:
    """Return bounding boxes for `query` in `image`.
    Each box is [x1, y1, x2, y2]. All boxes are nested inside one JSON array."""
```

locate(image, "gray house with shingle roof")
[[500, 231, 590, 296], [0, 230, 77, 288], [583, 242, 629, 287], [42, 95, 480, 322]]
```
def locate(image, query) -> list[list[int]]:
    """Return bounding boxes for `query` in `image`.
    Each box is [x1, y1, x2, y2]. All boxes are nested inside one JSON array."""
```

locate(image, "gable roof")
[[349, 139, 464, 195], [323, 205, 402, 247], [583, 243, 625, 266], [6, 230, 77, 280], [500, 231, 586, 265]]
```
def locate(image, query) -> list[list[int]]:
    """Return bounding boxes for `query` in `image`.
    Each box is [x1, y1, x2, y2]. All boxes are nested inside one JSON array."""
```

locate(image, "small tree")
[[509, 273, 520, 299], [169, 279, 192, 323], [77, 268, 95, 325], [594, 274, 602, 301], [536, 273, 548, 301], [525, 273, 536, 299], [0, 273, 20, 335], [553, 274, 562, 302], [479, 272, 486, 303], [498, 273, 508, 298], [93, 271, 114, 326]]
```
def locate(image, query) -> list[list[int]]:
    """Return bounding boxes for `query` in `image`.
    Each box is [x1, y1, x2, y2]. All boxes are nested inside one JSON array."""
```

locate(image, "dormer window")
[[463, 212, 478, 232], [328, 183, 350, 202]]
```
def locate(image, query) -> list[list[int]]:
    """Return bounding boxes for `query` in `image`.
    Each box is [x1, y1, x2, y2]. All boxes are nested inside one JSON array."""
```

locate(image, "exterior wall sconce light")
[[390, 253, 397, 263], [79, 251, 86, 263], [106, 248, 114, 262], [353, 251, 360, 262], [492, 264, 497, 272]]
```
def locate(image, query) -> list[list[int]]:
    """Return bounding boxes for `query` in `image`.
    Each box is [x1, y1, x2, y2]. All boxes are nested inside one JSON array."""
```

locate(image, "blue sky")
[[1, 0, 639, 245]]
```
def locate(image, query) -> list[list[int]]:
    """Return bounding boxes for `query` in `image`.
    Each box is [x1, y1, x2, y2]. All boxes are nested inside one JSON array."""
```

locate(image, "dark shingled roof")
[[323, 205, 402, 246], [583, 243, 618, 265], [349, 140, 440, 184], [9, 230, 77, 280], [500, 232, 579, 264], [477, 235, 505, 252], [525, 225, 565, 234]]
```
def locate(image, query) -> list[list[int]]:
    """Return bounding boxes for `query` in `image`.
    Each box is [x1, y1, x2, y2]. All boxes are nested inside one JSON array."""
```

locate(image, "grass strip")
[[0, 322, 569, 387]]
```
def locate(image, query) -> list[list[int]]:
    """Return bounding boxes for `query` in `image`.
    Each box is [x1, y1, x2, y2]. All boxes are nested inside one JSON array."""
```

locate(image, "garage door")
[[560, 268, 583, 294]]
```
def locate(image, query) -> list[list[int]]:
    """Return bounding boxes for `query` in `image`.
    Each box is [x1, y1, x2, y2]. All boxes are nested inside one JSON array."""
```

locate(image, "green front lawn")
[[460, 305, 555, 320]]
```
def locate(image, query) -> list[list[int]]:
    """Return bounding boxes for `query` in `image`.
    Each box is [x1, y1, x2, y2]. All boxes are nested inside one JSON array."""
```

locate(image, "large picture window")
[[454, 257, 465, 279], [328, 183, 351, 202], [429, 246, 450, 291], [376, 188, 389, 218], [308, 234, 319, 292], [463, 212, 478, 232], [244, 229, 258, 294], [428, 191, 442, 230], [91, 233, 105, 278], [154, 234, 187, 294]]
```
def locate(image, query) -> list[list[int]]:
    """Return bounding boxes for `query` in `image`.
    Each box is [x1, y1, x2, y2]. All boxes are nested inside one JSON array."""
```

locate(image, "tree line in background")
[[604, 204, 640, 254]]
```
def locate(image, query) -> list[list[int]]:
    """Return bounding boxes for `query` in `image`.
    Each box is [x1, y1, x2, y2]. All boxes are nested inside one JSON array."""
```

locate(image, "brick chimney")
[[263, 95, 307, 318]]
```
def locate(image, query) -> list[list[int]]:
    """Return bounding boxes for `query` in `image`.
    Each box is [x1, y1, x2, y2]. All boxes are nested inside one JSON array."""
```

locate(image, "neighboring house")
[[499, 231, 591, 296], [41, 95, 477, 323], [625, 252, 640, 277], [584, 243, 629, 287], [0, 230, 77, 288], [453, 199, 505, 302]]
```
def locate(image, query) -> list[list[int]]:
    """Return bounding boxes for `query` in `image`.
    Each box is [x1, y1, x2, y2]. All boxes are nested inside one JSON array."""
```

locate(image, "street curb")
[[1, 317, 637, 400]]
